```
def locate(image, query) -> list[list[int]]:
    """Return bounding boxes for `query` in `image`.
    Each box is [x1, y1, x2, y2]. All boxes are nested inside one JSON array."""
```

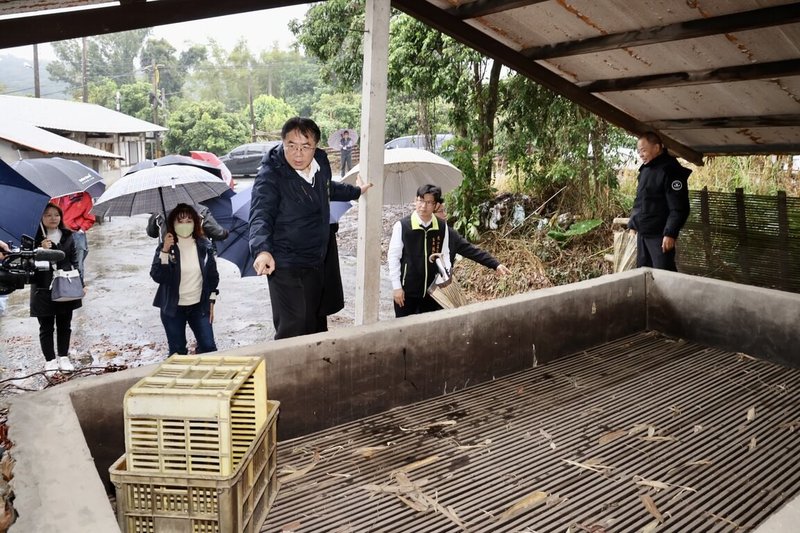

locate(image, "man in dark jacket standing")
[[249, 117, 370, 339], [628, 132, 691, 271]]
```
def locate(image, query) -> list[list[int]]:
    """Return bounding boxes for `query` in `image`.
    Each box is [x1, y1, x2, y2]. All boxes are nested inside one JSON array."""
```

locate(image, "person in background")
[[435, 204, 511, 276], [52, 191, 95, 281], [32, 204, 83, 372], [249, 117, 371, 340], [388, 184, 451, 317], [150, 203, 219, 355], [340, 129, 354, 178], [627, 131, 691, 271]]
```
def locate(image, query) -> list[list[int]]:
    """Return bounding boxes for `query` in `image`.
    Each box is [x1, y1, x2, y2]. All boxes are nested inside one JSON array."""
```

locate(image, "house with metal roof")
[[0, 94, 166, 182]]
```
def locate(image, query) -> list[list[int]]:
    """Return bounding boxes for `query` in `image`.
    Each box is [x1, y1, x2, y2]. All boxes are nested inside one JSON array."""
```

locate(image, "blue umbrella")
[[231, 185, 353, 224], [200, 190, 256, 277], [0, 159, 52, 245]]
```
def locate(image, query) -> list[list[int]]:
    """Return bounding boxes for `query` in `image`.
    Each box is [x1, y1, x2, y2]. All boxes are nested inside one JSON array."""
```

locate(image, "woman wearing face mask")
[[150, 203, 219, 355]]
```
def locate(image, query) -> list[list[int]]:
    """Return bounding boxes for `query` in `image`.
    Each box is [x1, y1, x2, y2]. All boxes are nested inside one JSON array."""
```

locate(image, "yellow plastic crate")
[[111, 400, 279, 533], [124, 354, 268, 475]]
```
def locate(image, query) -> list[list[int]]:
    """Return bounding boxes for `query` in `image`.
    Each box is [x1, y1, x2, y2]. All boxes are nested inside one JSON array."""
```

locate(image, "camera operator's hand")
[[0, 240, 8, 260], [162, 233, 175, 253]]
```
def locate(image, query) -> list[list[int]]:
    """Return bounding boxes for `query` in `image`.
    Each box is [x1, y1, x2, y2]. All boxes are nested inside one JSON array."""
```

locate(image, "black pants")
[[37, 312, 73, 360], [636, 234, 677, 271], [267, 266, 325, 340], [394, 294, 442, 318]]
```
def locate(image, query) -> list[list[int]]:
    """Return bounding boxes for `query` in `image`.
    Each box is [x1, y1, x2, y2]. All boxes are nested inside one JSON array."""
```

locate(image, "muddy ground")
[[0, 192, 405, 395]]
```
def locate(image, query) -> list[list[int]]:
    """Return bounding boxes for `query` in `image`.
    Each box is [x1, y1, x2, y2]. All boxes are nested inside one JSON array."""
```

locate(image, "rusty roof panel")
[[0, 0, 109, 17], [600, 79, 800, 120]]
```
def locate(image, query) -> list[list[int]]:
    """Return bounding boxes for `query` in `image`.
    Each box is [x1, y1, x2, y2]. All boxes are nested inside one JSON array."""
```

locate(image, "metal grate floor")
[[263, 332, 800, 532]]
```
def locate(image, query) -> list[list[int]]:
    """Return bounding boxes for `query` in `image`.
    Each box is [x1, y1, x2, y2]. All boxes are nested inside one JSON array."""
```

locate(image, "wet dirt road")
[[0, 204, 397, 393]]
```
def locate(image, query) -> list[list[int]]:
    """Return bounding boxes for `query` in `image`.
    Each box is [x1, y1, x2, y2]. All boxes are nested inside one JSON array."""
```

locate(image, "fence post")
[[735, 187, 750, 283], [700, 187, 712, 270], [777, 190, 790, 290]]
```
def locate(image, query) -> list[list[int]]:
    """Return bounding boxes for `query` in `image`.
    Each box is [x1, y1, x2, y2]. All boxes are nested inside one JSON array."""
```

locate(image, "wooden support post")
[[735, 187, 750, 283], [777, 190, 790, 291]]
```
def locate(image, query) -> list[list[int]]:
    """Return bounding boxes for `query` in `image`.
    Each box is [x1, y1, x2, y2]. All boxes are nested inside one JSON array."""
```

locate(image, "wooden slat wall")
[[678, 187, 800, 293]]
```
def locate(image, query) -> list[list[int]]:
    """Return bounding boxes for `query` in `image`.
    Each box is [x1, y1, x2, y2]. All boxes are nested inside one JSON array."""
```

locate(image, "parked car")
[[219, 141, 281, 177], [384, 134, 454, 155]]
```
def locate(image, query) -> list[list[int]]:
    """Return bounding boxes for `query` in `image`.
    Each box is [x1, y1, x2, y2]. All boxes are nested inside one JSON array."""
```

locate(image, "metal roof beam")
[[445, 0, 548, 19], [392, 0, 704, 164], [648, 114, 800, 130], [523, 3, 800, 59], [0, 0, 306, 48], [580, 58, 800, 92]]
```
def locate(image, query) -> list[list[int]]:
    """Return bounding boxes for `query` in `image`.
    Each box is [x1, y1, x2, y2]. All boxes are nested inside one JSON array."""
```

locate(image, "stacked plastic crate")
[[109, 354, 279, 533]]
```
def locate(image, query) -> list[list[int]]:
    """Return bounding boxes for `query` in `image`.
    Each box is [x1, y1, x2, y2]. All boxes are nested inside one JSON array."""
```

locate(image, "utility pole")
[[32, 44, 40, 98], [81, 37, 88, 103], [248, 72, 256, 141], [151, 58, 162, 156]]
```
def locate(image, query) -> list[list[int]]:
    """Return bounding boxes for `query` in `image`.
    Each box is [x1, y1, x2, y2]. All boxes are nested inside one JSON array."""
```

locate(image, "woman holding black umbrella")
[[32, 203, 82, 372], [150, 203, 219, 355]]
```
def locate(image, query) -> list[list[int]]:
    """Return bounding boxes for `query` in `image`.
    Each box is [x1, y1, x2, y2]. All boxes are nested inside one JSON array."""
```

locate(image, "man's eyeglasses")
[[284, 142, 316, 154], [416, 199, 438, 206]]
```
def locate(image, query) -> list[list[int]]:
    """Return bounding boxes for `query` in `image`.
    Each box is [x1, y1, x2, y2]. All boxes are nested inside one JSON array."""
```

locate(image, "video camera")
[[0, 235, 65, 296]]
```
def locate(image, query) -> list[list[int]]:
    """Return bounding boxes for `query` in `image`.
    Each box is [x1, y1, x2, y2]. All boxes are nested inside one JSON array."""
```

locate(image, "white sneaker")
[[44, 359, 60, 372], [57, 356, 75, 372]]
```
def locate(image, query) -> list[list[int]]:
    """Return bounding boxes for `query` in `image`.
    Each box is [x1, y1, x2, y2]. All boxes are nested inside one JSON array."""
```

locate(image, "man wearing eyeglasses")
[[388, 184, 451, 317], [249, 117, 372, 339]]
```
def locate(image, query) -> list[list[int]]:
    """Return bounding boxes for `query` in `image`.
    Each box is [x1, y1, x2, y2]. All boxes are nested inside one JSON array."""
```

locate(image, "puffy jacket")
[[628, 151, 691, 238], [150, 238, 219, 318], [248, 145, 361, 269]]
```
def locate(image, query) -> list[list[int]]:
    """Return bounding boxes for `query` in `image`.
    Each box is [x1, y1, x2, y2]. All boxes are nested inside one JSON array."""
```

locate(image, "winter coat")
[[29, 229, 83, 317], [628, 151, 691, 238], [150, 238, 219, 318], [248, 145, 361, 269]]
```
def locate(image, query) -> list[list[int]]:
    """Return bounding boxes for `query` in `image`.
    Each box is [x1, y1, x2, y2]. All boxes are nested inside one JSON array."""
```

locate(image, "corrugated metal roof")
[[0, 95, 166, 134], [0, 118, 122, 160], [0, 0, 798, 164], [396, 0, 800, 164]]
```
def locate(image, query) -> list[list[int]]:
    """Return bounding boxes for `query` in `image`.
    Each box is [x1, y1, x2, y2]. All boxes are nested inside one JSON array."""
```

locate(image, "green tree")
[[140, 38, 188, 101], [311, 92, 361, 144], [497, 74, 629, 217], [163, 100, 250, 155], [47, 29, 151, 91], [250, 94, 297, 134], [87, 79, 152, 121]]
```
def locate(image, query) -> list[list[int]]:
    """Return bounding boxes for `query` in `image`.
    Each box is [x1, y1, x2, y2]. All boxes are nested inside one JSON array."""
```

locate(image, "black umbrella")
[[11, 157, 105, 198], [125, 154, 224, 180]]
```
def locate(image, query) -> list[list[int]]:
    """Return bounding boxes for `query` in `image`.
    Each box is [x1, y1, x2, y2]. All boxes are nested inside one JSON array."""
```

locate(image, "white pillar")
[[355, 0, 390, 325]]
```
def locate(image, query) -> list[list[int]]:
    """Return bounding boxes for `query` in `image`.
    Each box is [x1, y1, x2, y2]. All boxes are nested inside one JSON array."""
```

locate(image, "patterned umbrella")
[[92, 165, 230, 217]]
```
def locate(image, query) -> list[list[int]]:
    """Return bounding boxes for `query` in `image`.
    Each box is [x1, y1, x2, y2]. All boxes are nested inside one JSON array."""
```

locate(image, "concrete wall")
[[647, 270, 800, 367], [8, 270, 646, 533]]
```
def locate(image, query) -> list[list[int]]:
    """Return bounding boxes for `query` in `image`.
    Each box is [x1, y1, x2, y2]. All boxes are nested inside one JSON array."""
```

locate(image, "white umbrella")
[[341, 148, 463, 205], [92, 165, 231, 217]]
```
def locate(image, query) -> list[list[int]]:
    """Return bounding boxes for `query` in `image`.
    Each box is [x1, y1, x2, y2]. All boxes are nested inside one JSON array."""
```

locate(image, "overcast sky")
[[2, 4, 310, 62]]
